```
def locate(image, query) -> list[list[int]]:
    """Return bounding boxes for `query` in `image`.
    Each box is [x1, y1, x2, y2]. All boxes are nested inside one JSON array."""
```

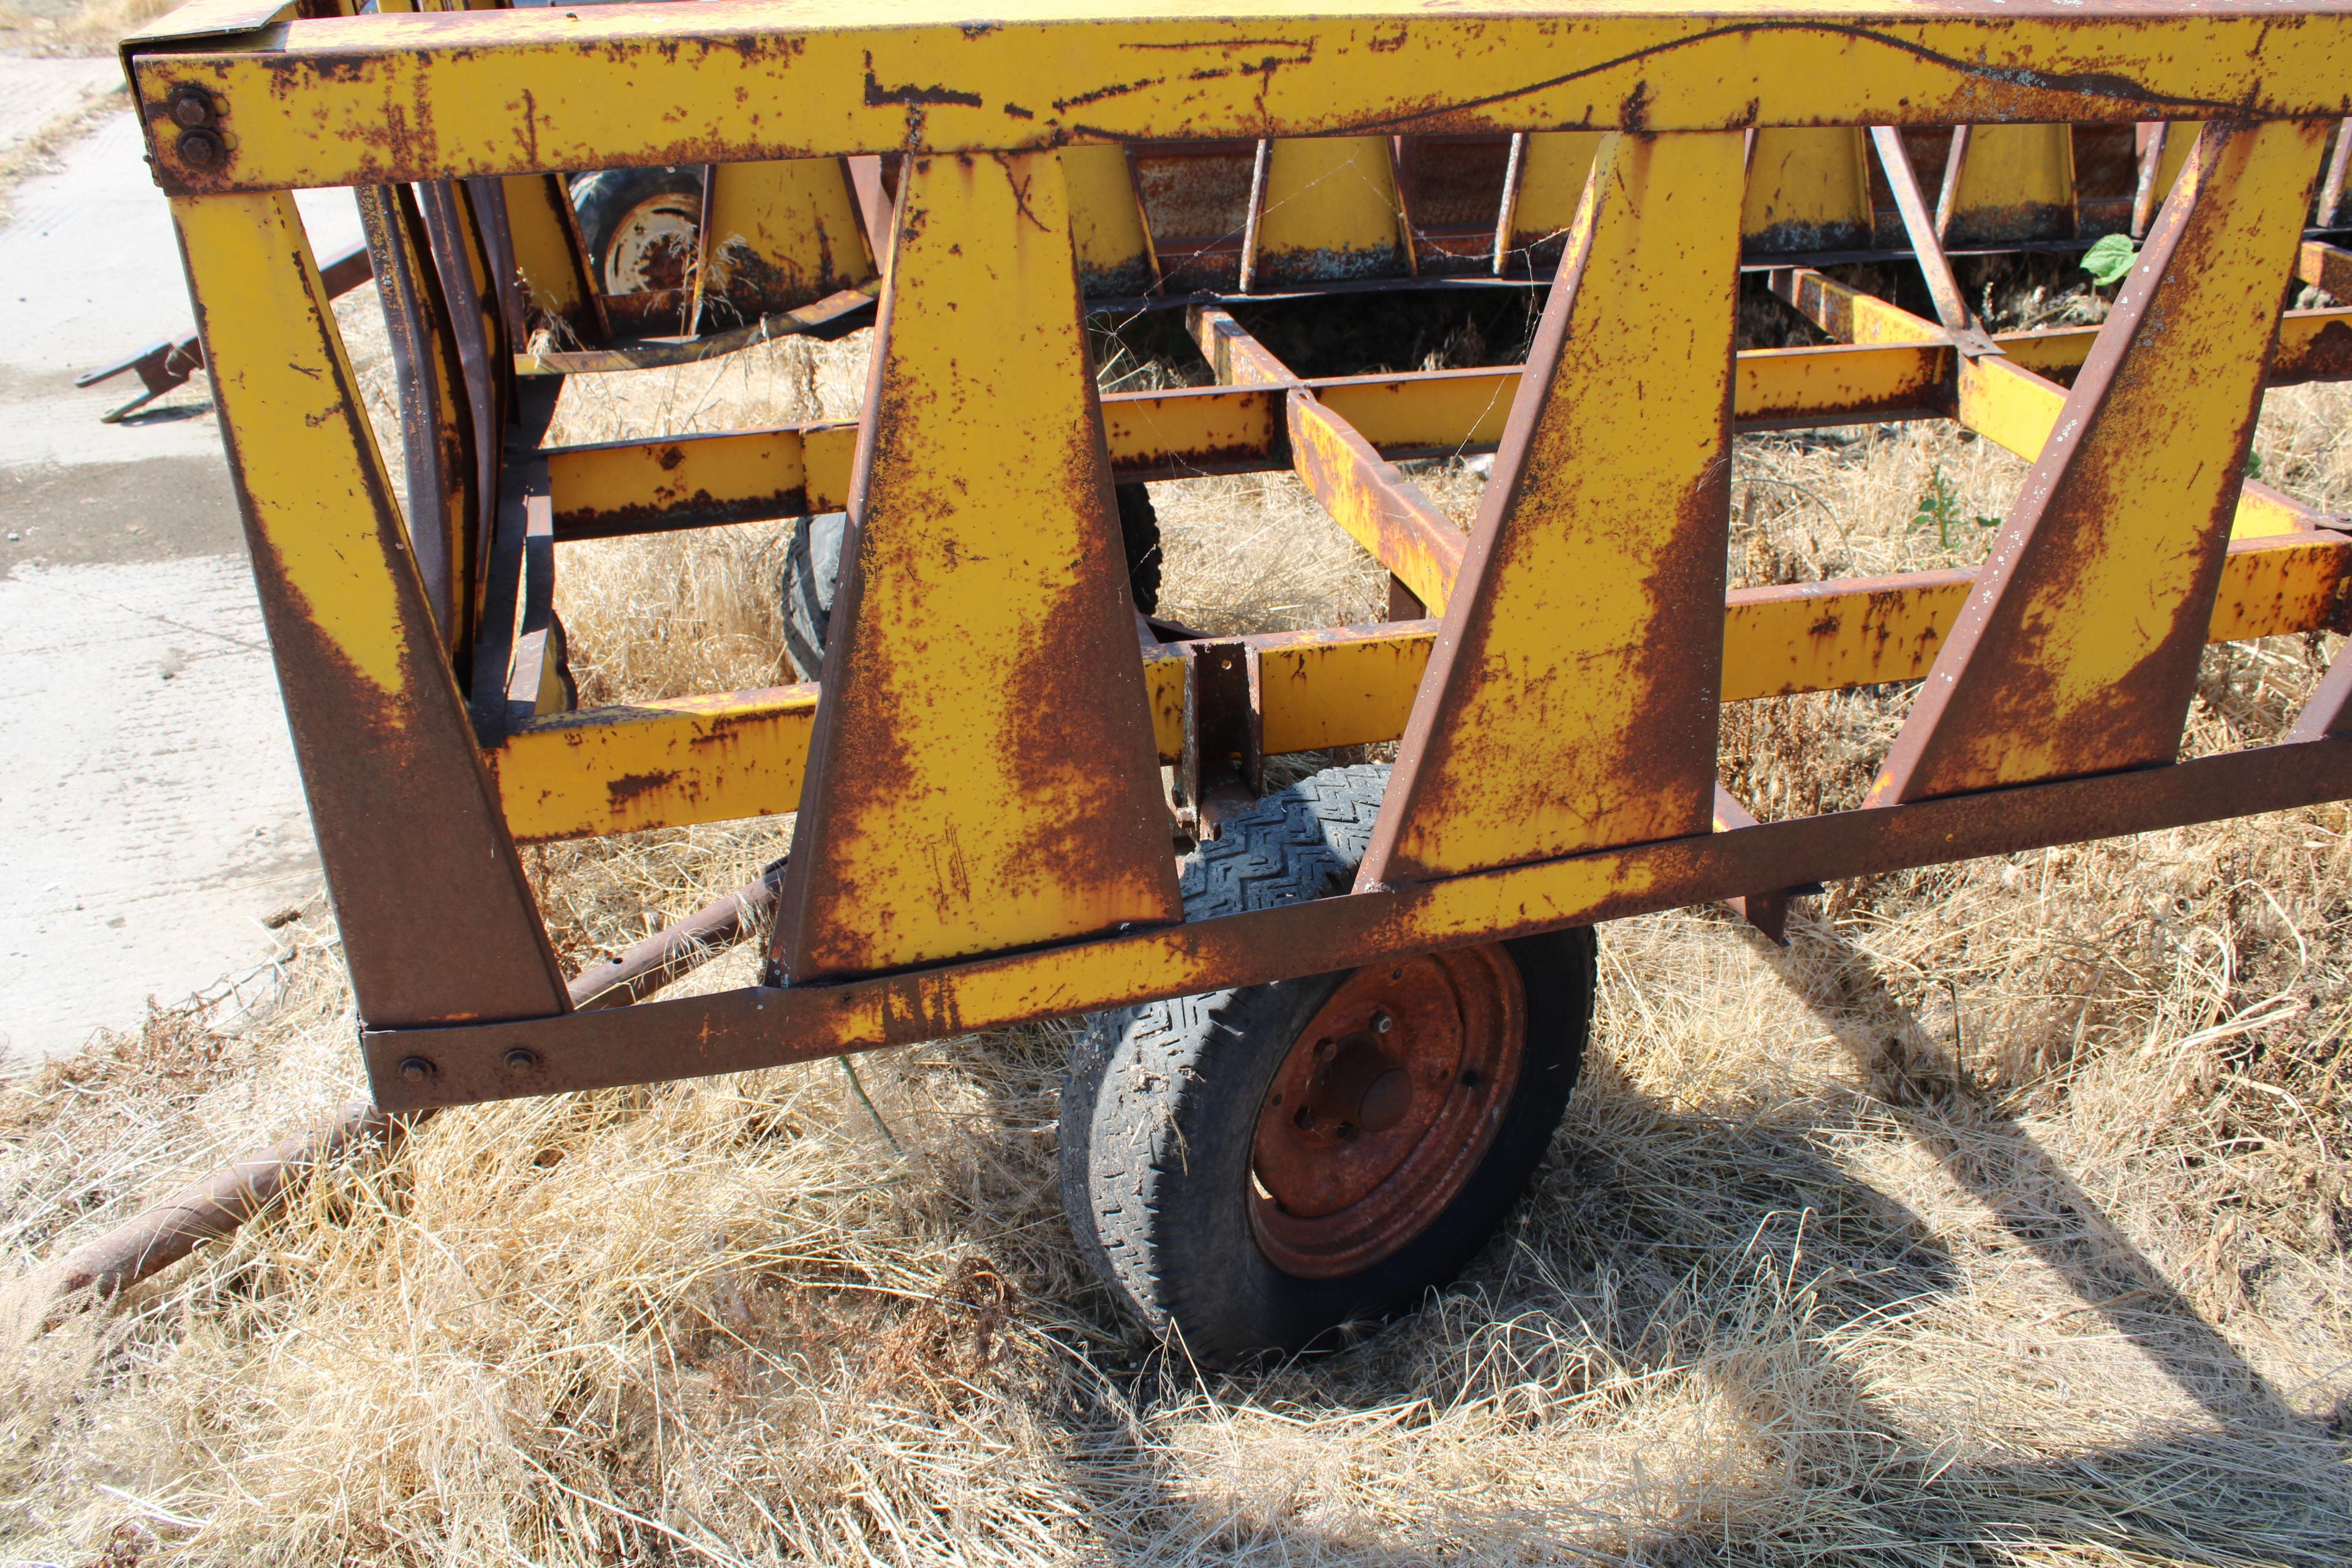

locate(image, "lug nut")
[[504, 1047, 540, 1071], [398, 1056, 435, 1083], [175, 128, 222, 168], [166, 85, 215, 128]]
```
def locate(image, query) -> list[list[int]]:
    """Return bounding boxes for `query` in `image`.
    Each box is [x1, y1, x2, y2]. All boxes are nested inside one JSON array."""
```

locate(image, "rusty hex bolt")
[[503, 1047, 540, 1071], [166, 85, 216, 128], [398, 1057, 435, 1084], [174, 128, 224, 169]]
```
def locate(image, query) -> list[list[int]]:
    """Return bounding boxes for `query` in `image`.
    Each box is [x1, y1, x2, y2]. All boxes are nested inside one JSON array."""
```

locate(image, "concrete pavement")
[[1, 64, 363, 1068]]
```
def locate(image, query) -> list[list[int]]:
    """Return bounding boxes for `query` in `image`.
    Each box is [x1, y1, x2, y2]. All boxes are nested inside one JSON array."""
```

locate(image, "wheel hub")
[[603, 193, 701, 295], [1250, 947, 1526, 1279]]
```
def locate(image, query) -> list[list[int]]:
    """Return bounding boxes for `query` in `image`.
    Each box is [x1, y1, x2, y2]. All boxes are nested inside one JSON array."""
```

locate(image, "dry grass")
[[0, 0, 176, 56], [4, 304, 2350, 1567]]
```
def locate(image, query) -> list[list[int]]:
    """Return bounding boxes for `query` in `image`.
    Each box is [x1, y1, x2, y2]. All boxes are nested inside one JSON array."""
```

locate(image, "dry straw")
[[4, 292, 2348, 1566]]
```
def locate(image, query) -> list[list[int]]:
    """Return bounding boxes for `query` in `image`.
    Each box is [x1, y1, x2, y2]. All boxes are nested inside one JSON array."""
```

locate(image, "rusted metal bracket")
[[77, 236, 372, 421], [1177, 638, 1264, 840], [1711, 786, 1822, 946]]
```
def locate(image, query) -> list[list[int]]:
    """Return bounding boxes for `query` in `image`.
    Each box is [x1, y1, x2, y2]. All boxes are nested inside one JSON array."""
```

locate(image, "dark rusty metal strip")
[[502, 494, 562, 727], [2132, 121, 2173, 238], [1872, 119, 2331, 805], [417, 179, 507, 655], [1710, 783, 1809, 945], [2288, 644, 2352, 740], [467, 442, 542, 746], [356, 182, 477, 663], [368, 733, 2352, 1112], [1867, 127, 2000, 356]]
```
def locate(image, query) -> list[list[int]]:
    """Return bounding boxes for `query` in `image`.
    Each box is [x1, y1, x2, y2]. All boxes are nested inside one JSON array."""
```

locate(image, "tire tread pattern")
[[1061, 765, 1392, 1341]]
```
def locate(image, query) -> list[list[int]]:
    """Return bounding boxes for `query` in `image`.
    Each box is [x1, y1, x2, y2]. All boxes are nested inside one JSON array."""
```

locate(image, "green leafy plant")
[[2080, 232, 2138, 287], [2245, 448, 2266, 481], [1911, 470, 2002, 551]]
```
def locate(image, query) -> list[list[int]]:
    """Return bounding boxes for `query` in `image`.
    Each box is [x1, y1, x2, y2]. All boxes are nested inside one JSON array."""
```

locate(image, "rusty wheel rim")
[[1248, 946, 1526, 1280], [604, 192, 701, 294]]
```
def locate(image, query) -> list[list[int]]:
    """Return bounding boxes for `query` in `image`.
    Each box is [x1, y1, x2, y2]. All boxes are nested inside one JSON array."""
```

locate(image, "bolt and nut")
[[166, 85, 216, 127], [175, 129, 224, 168]]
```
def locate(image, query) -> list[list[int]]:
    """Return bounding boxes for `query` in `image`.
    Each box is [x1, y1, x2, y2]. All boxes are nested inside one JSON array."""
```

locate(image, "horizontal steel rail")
[[135, 0, 2352, 1112]]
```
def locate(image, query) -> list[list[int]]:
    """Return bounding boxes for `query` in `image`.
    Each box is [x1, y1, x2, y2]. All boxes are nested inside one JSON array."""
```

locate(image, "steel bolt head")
[[1371, 1009, 1393, 1034], [398, 1056, 435, 1083], [504, 1047, 540, 1071], [174, 128, 222, 168], [166, 86, 215, 128]]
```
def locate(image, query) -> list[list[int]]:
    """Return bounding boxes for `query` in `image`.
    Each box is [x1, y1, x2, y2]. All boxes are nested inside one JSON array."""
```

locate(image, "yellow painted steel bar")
[[771, 149, 1180, 981], [543, 339, 1961, 536], [1997, 308, 2352, 385], [1286, 391, 1466, 614], [2298, 238, 2352, 300], [499, 173, 606, 342], [1743, 127, 1873, 252], [1063, 143, 1157, 293], [1958, 352, 2337, 540], [131, 4, 2352, 195], [1875, 119, 2329, 804], [1938, 123, 2075, 246], [692, 158, 877, 327], [1498, 131, 1602, 263], [1252, 136, 1410, 286], [545, 423, 856, 535], [490, 532, 2352, 842], [490, 684, 820, 841], [1364, 129, 1751, 881], [171, 187, 568, 1023]]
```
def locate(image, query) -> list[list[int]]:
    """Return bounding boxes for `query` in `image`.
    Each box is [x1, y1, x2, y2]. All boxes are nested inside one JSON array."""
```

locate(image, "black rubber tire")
[[569, 167, 704, 295], [1116, 482, 1162, 617], [1058, 763, 1597, 1367], [777, 484, 1163, 680], [780, 511, 847, 683]]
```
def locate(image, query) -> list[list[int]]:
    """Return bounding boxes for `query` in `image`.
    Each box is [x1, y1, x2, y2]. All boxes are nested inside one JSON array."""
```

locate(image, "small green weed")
[[1911, 470, 2002, 551]]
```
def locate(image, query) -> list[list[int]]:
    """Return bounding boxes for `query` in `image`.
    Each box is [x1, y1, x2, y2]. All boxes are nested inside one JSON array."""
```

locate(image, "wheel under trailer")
[[129, 0, 2352, 1358]]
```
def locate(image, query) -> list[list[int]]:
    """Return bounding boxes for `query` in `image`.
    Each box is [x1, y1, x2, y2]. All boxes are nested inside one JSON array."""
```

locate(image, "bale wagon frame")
[[126, 0, 2352, 1358]]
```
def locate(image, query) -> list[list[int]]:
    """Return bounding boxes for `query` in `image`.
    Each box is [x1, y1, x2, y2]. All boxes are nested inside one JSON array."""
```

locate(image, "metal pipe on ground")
[[2, 858, 786, 1327]]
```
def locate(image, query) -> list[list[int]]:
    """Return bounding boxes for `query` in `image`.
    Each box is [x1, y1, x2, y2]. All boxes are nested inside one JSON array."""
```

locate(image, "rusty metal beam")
[[2298, 238, 2352, 301], [171, 189, 568, 1030], [1872, 118, 2329, 805], [1363, 129, 1746, 884], [1286, 392, 1467, 614], [484, 526, 2352, 845], [374, 731, 2352, 1110], [1710, 785, 1814, 944], [771, 149, 1180, 983], [1866, 126, 1999, 355], [131, 6, 2352, 197]]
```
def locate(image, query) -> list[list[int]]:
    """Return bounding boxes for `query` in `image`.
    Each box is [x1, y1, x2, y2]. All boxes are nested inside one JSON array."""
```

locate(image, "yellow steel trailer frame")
[[132, 0, 2352, 1114]]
